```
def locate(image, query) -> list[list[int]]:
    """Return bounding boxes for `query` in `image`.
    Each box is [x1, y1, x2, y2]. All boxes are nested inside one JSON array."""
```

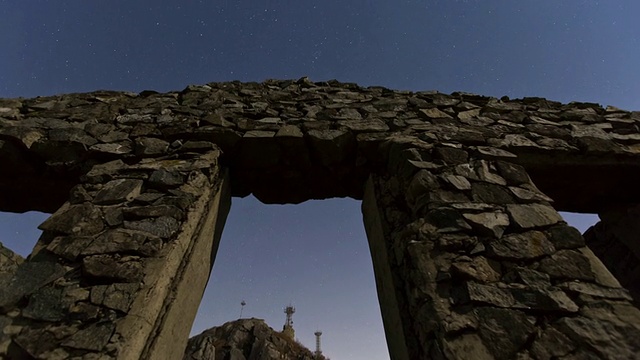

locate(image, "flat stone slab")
[[506, 203, 563, 229]]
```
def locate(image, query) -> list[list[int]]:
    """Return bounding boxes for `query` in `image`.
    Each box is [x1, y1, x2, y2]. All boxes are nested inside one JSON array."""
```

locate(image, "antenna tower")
[[239, 300, 246, 318], [314, 330, 323, 358], [282, 304, 296, 339], [284, 305, 295, 327]]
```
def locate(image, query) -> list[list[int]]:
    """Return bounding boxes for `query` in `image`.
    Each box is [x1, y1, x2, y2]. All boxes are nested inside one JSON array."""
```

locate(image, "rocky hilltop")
[[183, 318, 326, 360]]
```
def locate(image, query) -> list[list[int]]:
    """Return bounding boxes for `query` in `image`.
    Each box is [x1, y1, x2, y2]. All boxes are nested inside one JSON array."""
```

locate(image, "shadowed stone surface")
[[2, 79, 640, 213], [1, 78, 640, 359], [584, 203, 640, 307], [0, 243, 23, 281]]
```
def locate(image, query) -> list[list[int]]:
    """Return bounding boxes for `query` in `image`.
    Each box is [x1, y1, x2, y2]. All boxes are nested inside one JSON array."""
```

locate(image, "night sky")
[[1, 1, 639, 359]]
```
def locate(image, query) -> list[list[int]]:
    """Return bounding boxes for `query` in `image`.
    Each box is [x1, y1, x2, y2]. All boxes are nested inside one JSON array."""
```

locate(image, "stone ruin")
[[0, 77, 639, 359]]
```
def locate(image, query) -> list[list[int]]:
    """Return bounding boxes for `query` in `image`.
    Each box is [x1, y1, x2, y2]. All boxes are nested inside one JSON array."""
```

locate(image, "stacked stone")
[[583, 204, 640, 309], [0, 243, 23, 281], [1, 78, 640, 359], [1, 78, 640, 211], [364, 137, 640, 359], [0, 147, 228, 359]]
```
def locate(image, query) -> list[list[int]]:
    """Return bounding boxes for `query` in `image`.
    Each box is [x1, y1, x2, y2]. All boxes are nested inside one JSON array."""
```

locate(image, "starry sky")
[[1, 1, 639, 359]]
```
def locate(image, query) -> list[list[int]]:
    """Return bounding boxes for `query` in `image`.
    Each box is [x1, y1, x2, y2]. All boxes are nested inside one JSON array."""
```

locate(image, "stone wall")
[[0, 243, 23, 284], [2, 78, 640, 212], [0, 149, 230, 359], [363, 142, 640, 359], [583, 204, 640, 308], [1, 78, 640, 359]]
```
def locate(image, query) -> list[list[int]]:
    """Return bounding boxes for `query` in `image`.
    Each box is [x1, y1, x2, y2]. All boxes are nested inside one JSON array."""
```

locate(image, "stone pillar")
[[583, 204, 640, 306], [362, 179, 411, 360], [0, 150, 231, 360], [362, 137, 640, 359]]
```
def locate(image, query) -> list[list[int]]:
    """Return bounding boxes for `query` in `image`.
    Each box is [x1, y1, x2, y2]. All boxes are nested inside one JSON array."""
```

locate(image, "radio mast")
[[282, 304, 296, 339], [314, 330, 323, 358], [239, 300, 246, 318]]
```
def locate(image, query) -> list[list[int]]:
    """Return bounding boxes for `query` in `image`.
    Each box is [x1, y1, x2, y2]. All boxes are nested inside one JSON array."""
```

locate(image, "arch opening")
[[189, 195, 390, 360], [558, 212, 599, 235], [0, 210, 50, 261]]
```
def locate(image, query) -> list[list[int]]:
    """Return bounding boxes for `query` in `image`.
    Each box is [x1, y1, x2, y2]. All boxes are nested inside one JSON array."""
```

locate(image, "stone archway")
[[1, 78, 640, 359]]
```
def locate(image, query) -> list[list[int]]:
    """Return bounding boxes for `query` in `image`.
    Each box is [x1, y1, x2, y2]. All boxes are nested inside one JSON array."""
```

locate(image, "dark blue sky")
[[1, 1, 639, 359], [2, 1, 639, 109]]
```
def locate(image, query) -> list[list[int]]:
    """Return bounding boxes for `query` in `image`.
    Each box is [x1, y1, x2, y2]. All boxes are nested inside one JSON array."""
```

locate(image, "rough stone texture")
[[0, 149, 230, 359], [584, 204, 640, 307], [362, 138, 640, 359], [183, 318, 324, 360], [0, 242, 23, 280], [0, 261, 67, 312], [2, 79, 640, 212], [1, 78, 640, 359]]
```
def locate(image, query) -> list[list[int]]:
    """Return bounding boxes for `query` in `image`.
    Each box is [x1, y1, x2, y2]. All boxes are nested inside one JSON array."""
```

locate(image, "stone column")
[[583, 204, 640, 307], [0, 150, 231, 360], [362, 137, 640, 360]]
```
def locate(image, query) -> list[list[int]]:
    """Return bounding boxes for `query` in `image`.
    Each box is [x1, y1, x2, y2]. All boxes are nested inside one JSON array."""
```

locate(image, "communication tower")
[[314, 330, 323, 358], [239, 300, 246, 318], [282, 304, 296, 339]]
